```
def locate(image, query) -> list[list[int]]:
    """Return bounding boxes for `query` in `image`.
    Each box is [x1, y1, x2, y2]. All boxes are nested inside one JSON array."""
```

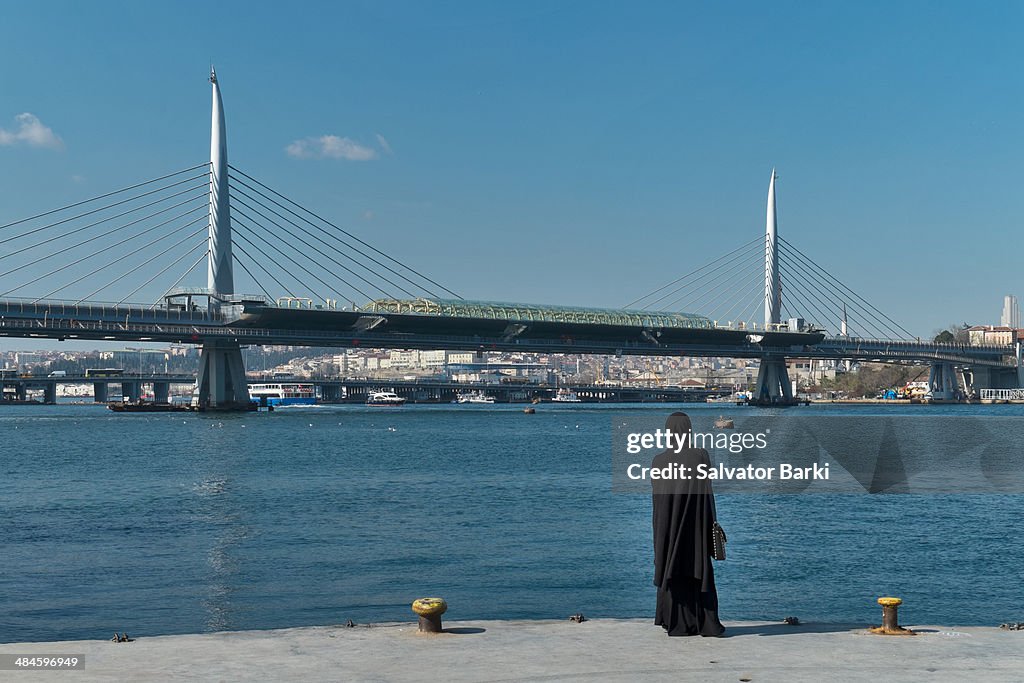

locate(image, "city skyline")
[[2, 2, 1023, 344]]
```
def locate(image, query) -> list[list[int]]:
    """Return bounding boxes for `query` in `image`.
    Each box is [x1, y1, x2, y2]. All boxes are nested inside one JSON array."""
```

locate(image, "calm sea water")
[[1, 402, 1021, 643]]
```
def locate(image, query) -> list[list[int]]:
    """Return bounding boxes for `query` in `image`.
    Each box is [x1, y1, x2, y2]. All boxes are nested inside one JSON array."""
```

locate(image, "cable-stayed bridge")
[[0, 70, 1016, 408]]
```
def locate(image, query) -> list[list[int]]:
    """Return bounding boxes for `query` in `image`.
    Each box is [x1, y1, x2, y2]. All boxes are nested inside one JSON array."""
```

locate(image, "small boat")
[[366, 391, 406, 407], [551, 388, 581, 403], [456, 391, 495, 404], [108, 401, 190, 413], [714, 415, 735, 429]]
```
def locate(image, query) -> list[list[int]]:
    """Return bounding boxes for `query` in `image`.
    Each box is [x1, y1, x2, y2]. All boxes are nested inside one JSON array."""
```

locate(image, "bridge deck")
[[0, 299, 1012, 367]]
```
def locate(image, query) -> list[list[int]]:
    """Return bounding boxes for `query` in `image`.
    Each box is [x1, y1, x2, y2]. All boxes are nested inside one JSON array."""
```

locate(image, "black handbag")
[[711, 493, 727, 561], [712, 521, 727, 561]]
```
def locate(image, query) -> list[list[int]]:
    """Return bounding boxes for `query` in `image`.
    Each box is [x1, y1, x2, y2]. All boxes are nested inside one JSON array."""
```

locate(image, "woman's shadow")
[[722, 622, 866, 637]]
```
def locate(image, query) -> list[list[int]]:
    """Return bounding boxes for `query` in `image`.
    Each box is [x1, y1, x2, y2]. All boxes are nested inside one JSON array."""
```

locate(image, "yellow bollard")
[[412, 597, 448, 633], [869, 597, 915, 635]]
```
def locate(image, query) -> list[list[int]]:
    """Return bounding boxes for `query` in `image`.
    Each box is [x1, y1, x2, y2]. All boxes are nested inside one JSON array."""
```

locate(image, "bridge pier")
[[750, 355, 795, 406], [43, 383, 57, 405], [195, 340, 250, 410], [121, 381, 141, 402], [927, 362, 963, 402], [320, 384, 341, 402], [153, 381, 170, 404], [93, 382, 108, 403]]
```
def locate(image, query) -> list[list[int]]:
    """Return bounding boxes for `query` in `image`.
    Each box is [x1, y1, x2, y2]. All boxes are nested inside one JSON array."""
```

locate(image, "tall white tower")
[[195, 68, 249, 409], [207, 66, 234, 297], [764, 169, 781, 328], [1001, 295, 1019, 329]]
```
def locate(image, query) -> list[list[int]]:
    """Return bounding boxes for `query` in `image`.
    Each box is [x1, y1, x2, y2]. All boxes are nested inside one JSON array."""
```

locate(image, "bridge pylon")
[[196, 68, 250, 410], [751, 169, 797, 406]]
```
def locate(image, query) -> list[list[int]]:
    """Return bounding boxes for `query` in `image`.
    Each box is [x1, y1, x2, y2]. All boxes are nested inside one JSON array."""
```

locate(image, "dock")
[[1, 618, 1019, 682]]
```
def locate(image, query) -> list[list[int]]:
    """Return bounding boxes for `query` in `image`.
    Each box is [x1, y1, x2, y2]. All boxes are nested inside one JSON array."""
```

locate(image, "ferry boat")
[[456, 391, 495, 404], [366, 391, 406, 406], [551, 388, 582, 403], [248, 383, 317, 407]]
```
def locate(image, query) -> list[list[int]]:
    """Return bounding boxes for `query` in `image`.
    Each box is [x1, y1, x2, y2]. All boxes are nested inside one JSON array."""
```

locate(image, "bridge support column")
[[927, 362, 962, 402], [153, 382, 170, 404], [122, 381, 141, 402], [15, 384, 27, 401], [321, 385, 341, 402], [195, 340, 250, 410], [1017, 341, 1024, 387], [751, 355, 794, 406], [93, 382, 108, 403], [43, 383, 57, 405]]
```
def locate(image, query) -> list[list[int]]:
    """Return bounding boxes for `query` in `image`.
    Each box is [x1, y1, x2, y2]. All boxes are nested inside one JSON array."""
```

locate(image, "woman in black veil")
[[651, 412, 725, 637]]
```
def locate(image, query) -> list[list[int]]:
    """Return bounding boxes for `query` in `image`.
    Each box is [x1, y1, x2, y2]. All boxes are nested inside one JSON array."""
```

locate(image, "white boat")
[[456, 391, 495, 404], [366, 391, 406, 406], [551, 388, 581, 403], [249, 383, 317, 407]]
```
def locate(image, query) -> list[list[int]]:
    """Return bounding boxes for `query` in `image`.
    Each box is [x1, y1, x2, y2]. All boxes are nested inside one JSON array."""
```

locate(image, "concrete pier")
[[0, 619, 1019, 682]]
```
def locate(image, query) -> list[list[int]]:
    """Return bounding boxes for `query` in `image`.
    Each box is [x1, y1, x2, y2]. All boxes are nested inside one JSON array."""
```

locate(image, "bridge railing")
[[980, 388, 1024, 401], [0, 297, 221, 323], [824, 335, 1012, 353]]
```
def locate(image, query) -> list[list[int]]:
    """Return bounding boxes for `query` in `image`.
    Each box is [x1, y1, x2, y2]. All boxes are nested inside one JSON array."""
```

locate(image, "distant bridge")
[[0, 69, 1017, 408]]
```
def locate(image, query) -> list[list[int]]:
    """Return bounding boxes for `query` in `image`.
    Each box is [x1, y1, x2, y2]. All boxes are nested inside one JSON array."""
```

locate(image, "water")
[[1, 402, 1021, 643]]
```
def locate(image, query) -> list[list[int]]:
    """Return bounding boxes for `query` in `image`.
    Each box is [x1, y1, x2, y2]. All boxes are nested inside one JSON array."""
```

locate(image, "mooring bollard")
[[869, 597, 915, 635], [412, 597, 448, 633]]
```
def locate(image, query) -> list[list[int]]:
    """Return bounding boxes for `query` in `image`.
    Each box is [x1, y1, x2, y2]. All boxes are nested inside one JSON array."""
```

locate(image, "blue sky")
[[1, 0, 1023, 343]]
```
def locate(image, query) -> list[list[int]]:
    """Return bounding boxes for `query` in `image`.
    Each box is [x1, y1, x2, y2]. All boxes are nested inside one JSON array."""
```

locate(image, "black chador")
[[651, 412, 725, 637]]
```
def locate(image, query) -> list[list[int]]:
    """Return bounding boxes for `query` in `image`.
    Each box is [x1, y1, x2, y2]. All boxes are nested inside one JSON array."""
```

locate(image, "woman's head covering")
[[665, 411, 692, 438]]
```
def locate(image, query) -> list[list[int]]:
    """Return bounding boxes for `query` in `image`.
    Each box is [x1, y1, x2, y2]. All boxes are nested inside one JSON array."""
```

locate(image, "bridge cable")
[[778, 241, 904, 340], [0, 163, 209, 232], [232, 202, 388, 302], [228, 166, 462, 299], [628, 237, 764, 310], [659, 240, 765, 312], [0, 172, 209, 245], [229, 184, 418, 300], [231, 222, 329, 300], [35, 219, 209, 303], [776, 248, 882, 338], [738, 289, 769, 328], [779, 237, 915, 339], [681, 251, 765, 321], [655, 243, 765, 314], [777, 261, 864, 337], [231, 251, 274, 301], [153, 249, 212, 307], [227, 174, 434, 300], [231, 215, 354, 304], [623, 235, 764, 309], [77, 228, 210, 305], [777, 240, 892, 337], [230, 193, 408, 300], [713, 263, 771, 325], [3, 214, 208, 299], [0, 192, 208, 278], [230, 237, 295, 300], [117, 241, 210, 305], [775, 253, 859, 334]]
